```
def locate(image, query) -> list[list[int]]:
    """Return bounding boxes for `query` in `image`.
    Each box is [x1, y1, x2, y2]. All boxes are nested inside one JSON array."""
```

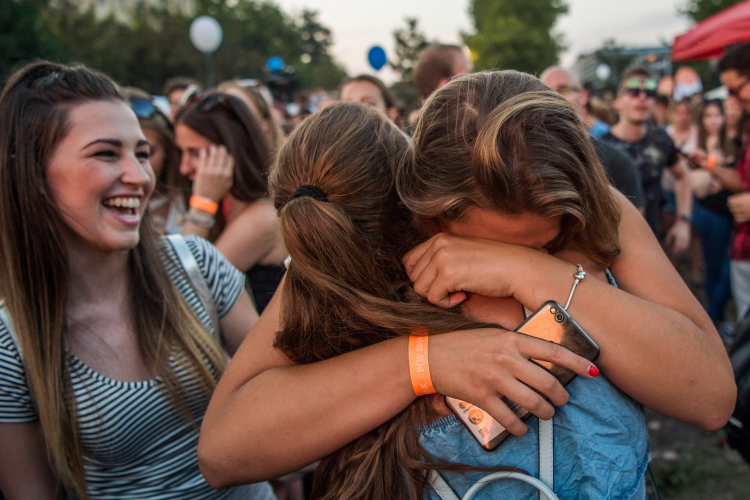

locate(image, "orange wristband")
[[189, 195, 219, 215], [707, 155, 718, 172], [408, 335, 436, 396]]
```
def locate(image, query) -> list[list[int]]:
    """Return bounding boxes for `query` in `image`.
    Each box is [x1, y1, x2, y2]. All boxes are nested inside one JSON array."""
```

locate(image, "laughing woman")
[[0, 62, 273, 500]]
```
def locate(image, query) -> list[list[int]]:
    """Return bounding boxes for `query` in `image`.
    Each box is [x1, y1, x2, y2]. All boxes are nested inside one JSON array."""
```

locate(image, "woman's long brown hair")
[[269, 102, 524, 500], [399, 71, 621, 269], [0, 62, 226, 499]]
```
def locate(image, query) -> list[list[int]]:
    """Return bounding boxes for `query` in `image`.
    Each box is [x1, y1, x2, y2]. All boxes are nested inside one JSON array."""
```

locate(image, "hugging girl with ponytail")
[[201, 72, 735, 499]]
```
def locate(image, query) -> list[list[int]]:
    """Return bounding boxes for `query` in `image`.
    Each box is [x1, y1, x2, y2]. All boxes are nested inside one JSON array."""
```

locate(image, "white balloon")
[[190, 16, 223, 54], [595, 63, 611, 81]]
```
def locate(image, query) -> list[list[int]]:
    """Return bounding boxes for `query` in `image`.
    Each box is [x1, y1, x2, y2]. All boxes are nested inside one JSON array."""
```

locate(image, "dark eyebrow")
[[82, 139, 122, 149], [82, 138, 150, 150]]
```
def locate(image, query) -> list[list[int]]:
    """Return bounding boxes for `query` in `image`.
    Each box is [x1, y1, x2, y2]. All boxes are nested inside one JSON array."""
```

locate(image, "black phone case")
[[445, 300, 600, 451]]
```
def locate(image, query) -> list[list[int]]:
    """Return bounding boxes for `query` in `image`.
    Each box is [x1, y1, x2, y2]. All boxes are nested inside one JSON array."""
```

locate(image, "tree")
[[682, 0, 744, 23], [390, 17, 429, 84], [0, 0, 346, 94], [464, 0, 568, 74], [292, 10, 347, 90]]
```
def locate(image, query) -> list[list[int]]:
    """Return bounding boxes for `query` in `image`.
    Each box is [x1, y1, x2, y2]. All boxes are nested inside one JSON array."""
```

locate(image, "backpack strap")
[[165, 235, 220, 336], [538, 417, 554, 499], [428, 469, 559, 500]]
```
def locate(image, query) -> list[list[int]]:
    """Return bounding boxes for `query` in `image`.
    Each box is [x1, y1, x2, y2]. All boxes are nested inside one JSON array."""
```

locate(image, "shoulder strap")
[[0, 301, 21, 358], [538, 418, 554, 500], [166, 235, 220, 336], [428, 469, 559, 500]]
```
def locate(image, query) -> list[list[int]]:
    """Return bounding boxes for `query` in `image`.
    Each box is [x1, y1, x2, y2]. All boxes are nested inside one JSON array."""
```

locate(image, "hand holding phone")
[[445, 301, 599, 451]]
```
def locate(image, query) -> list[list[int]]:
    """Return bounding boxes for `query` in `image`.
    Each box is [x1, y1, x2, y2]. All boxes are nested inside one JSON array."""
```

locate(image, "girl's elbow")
[[197, 435, 233, 489], [697, 382, 737, 432]]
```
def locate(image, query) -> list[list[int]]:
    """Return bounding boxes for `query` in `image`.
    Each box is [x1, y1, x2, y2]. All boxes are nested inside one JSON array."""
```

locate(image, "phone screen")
[[445, 301, 599, 451]]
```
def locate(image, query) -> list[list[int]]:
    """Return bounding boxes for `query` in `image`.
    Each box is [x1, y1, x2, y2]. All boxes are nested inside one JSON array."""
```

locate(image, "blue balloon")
[[267, 56, 284, 72], [367, 46, 387, 71]]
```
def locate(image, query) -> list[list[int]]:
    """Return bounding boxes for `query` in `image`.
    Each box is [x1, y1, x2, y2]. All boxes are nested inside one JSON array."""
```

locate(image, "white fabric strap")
[[538, 417, 554, 500], [0, 301, 20, 357], [428, 469, 560, 500], [429, 470, 460, 500], [166, 235, 220, 336]]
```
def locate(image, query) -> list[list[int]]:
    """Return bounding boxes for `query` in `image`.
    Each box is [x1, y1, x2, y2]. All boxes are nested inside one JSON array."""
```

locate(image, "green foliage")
[[390, 17, 429, 84], [681, 0, 744, 23], [0, 0, 346, 94], [464, 0, 568, 74], [290, 10, 347, 90]]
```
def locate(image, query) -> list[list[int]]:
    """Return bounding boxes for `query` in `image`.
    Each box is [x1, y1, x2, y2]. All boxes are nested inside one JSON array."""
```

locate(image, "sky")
[[273, 0, 694, 83]]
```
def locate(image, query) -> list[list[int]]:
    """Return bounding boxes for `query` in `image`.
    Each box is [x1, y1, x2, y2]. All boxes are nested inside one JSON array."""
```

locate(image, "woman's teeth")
[[103, 197, 141, 208]]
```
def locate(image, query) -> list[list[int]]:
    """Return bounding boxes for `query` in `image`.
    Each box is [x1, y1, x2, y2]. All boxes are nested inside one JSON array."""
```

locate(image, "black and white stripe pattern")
[[0, 236, 274, 499]]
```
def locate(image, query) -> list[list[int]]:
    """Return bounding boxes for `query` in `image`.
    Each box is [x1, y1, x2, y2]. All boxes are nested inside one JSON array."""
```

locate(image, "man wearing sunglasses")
[[540, 66, 645, 214], [716, 43, 750, 320], [602, 67, 693, 256]]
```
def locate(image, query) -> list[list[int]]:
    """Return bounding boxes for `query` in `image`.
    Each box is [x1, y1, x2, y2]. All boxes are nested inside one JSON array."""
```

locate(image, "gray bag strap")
[[166, 235, 220, 336]]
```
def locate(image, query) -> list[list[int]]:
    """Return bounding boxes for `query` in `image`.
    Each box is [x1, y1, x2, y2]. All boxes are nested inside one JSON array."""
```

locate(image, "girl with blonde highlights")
[[201, 72, 735, 499], [0, 62, 271, 499]]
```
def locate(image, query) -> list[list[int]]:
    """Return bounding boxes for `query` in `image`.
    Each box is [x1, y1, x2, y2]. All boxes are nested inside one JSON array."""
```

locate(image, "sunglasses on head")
[[625, 78, 657, 98], [130, 98, 172, 126], [198, 93, 230, 112]]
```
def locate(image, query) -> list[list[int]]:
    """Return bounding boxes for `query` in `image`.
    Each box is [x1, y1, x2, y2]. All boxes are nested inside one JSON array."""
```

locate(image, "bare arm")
[[214, 201, 282, 272], [554, 192, 733, 429], [665, 159, 693, 255], [199, 278, 595, 487], [219, 290, 258, 356], [712, 164, 744, 192], [403, 189, 735, 430], [0, 422, 62, 500], [199, 286, 414, 486]]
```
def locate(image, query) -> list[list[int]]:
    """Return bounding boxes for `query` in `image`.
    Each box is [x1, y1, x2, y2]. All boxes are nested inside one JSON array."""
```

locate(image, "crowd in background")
[[1, 36, 749, 500]]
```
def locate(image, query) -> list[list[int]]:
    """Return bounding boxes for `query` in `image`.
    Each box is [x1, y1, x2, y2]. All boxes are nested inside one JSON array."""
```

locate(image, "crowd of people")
[[0, 38, 749, 500]]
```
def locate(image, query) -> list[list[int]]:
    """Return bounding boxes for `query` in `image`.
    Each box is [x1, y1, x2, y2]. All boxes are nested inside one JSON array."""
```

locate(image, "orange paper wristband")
[[707, 155, 718, 172], [189, 195, 219, 215], [408, 335, 436, 396]]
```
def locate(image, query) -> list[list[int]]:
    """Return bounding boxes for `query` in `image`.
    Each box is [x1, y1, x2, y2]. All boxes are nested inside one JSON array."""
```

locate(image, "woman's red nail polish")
[[588, 366, 599, 377]]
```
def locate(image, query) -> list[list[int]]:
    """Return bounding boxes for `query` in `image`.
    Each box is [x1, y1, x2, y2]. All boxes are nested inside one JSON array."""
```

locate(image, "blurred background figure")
[[219, 79, 286, 152], [339, 74, 399, 124], [124, 87, 190, 235], [725, 95, 748, 154], [654, 94, 671, 129], [175, 92, 286, 313], [690, 99, 744, 324], [602, 67, 693, 257], [540, 66, 645, 212], [163, 76, 202, 121], [413, 44, 473, 101]]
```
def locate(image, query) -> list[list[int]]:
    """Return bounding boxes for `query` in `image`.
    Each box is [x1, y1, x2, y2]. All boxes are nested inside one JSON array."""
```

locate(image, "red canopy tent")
[[672, 0, 750, 62]]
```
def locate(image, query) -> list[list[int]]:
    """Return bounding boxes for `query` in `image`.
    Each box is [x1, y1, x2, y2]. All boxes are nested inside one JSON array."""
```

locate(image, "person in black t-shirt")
[[602, 67, 693, 256], [540, 66, 645, 211]]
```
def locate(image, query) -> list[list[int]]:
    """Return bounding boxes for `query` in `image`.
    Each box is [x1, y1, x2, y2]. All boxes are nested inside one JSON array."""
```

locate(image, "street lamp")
[[189, 16, 223, 88]]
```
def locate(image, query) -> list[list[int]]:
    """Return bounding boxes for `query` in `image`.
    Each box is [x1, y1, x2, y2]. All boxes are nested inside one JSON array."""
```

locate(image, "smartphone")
[[678, 150, 702, 170], [444, 301, 600, 451]]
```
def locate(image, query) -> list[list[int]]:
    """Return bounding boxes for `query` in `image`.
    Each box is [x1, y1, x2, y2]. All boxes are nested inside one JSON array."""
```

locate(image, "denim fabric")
[[420, 374, 649, 500], [693, 202, 733, 322]]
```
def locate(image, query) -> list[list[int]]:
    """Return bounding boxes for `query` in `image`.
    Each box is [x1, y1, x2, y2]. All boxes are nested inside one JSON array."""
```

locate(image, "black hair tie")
[[289, 185, 327, 202]]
